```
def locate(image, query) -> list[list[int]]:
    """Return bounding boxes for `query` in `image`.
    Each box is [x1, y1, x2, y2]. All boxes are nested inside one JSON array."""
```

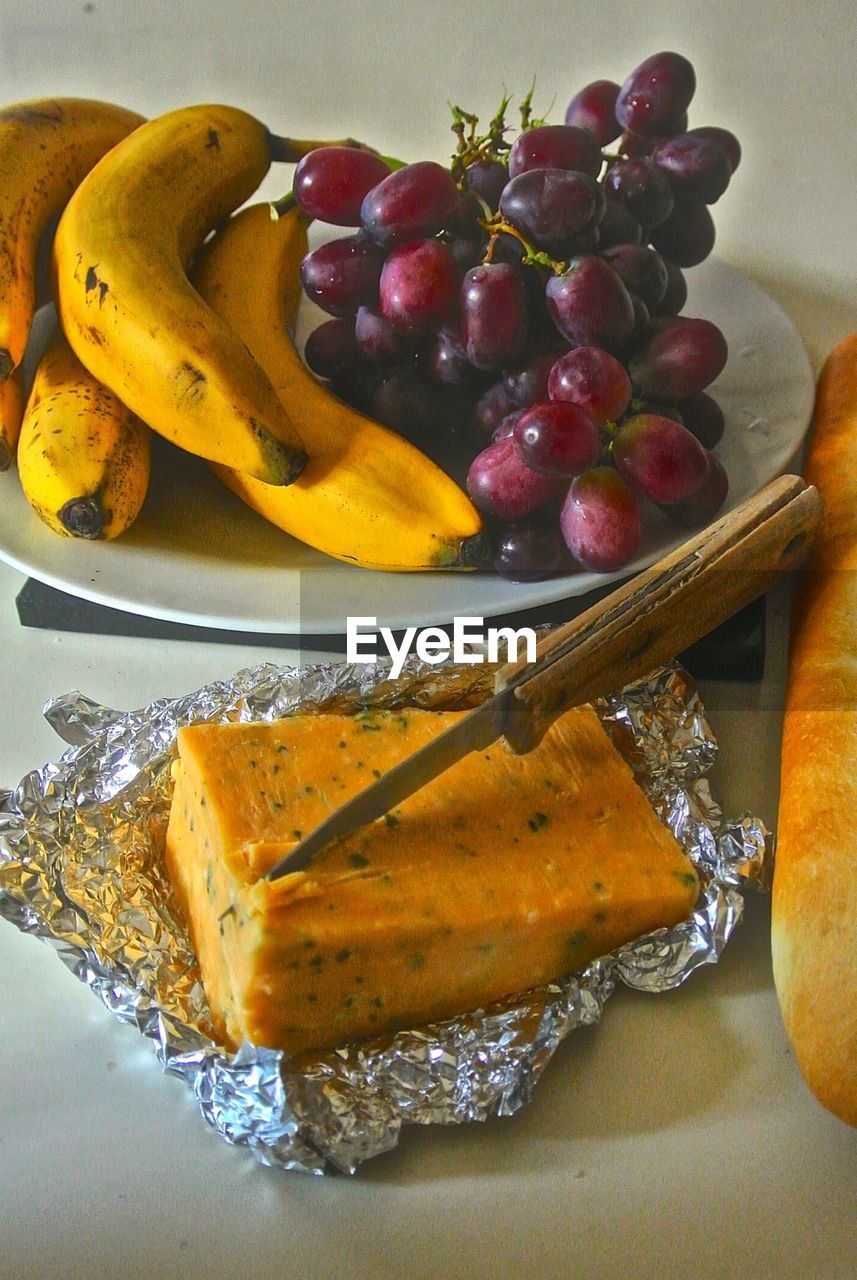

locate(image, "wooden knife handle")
[[496, 474, 822, 754]]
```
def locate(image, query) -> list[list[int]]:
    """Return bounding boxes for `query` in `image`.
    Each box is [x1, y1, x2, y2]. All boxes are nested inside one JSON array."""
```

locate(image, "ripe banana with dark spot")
[[53, 104, 318, 486], [0, 370, 23, 469], [18, 328, 150, 540], [193, 201, 485, 571], [0, 97, 144, 380]]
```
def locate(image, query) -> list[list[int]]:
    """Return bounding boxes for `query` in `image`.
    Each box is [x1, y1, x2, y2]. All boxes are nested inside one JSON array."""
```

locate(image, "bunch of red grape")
[[292, 51, 740, 580]]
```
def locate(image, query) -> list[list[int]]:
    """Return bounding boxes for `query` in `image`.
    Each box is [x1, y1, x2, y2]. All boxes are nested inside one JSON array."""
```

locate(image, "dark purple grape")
[[631, 398, 684, 425], [601, 243, 668, 310], [548, 346, 631, 424], [466, 436, 564, 519], [565, 223, 603, 255], [508, 125, 602, 180], [689, 126, 741, 173], [597, 199, 643, 249], [679, 391, 725, 448], [293, 147, 391, 226], [655, 261, 688, 316], [652, 133, 732, 203], [472, 379, 520, 438], [661, 454, 728, 526], [503, 347, 565, 408], [499, 168, 602, 254], [618, 132, 652, 159], [628, 293, 651, 344], [545, 255, 635, 353], [492, 408, 527, 441], [564, 80, 622, 146], [448, 237, 484, 276], [445, 190, 484, 238], [379, 239, 458, 334], [493, 518, 566, 580], [461, 263, 528, 371], [360, 161, 459, 247], [629, 317, 728, 399], [561, 466, 642, 571], [615, 52, 697, 139], [613, 413, 710, 503], [603, 159, 674, 229], [649, 191, 716, 267], [514, 401, 601, 477], [304, 318, 361, 380], [300, 235, 385, 318], [370, 365, 444, 444], [354, 305, 413, 363], [428, 325, 483, 390], [466, 158, 508, 209]]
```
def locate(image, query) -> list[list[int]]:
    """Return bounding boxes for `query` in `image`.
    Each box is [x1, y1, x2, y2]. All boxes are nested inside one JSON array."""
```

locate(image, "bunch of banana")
[[52, 103, 313, 486], [18, 329, 150, 540], [193, 201, 485, 571], [0, 97, 144, 466]]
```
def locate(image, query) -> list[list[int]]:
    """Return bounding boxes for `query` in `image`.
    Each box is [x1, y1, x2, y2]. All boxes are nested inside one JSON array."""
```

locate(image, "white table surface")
[[1, 2, 856, 1277]]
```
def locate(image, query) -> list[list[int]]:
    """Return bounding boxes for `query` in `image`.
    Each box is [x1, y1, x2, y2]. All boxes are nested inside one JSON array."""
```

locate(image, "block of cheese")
[[165, 704, 699, 1056]]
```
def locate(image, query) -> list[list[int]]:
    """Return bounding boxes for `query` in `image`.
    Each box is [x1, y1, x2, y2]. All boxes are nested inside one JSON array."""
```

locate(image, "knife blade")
[[266, 473, 821, 881]]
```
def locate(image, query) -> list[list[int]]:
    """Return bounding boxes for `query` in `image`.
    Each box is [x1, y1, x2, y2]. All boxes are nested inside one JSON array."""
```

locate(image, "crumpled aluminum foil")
[[0, 656, 769, 1175]]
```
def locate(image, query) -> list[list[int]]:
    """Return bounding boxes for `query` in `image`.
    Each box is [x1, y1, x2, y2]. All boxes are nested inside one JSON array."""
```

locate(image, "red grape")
[[661, 454, 728, 526], [494, 518, 567, 580], [655, 261, 688, 316], [499, 168, 602, 254], [300, 235, 385, 318], [428, 325, 485, 390], [514, 401, 601, 477], [545, 255, 635, 353], [613, 413, 710, 503], [508, 125, 602, 180], [461, 263, 528, 370], [304, 318, 361, 380], [679, 391, 725, 448], [466, 436, 564, 519], [354, 305, 413, 363], [603, 158, 674, 229], [293, 147, 391, 226], [360, 161, 459, 247], [548, 346, 631, 424], [601, 243, 668, 310], [652, 133, 732, 204], [564, 81, 622, 146], [560, 466, 642, 571], [649, 190, 716, 267], [379, 239, 458, 334], [615, 52, 697, 140], [689, 126, 741, 173], [629, 317, 728, 399]]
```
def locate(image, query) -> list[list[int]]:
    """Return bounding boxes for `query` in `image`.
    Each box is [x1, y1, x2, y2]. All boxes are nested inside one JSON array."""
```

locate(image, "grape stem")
[[449, 92, 512, 186], [480, 214, 567, 275]]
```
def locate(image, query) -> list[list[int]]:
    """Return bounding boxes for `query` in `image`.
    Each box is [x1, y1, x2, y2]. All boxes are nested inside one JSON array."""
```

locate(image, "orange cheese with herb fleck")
[[165, 705, 699, 1056]]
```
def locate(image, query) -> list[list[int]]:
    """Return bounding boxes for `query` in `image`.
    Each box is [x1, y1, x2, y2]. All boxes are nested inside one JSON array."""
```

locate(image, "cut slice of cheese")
[[165, 704, 699, 1056]]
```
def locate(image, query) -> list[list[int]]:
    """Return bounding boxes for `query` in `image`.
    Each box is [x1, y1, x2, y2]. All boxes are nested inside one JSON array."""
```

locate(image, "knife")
[[266, 473, 821, 882]]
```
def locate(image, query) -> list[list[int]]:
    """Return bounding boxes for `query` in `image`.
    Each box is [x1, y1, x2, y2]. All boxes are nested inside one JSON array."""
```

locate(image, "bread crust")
[[773, 333, 857, 1126]]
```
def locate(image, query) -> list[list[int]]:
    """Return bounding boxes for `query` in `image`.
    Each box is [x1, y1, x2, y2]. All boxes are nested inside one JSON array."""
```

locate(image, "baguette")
[[773, 333, 857, 1126]]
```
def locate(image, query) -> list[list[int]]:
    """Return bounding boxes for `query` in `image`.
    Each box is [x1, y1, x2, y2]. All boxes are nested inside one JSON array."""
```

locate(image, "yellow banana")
[[53, 104, 309, 486], [18, 328, 150, 540], [193, 202, 485, 571], [0, 98, 144, 379], [0, 369, 23, 469]]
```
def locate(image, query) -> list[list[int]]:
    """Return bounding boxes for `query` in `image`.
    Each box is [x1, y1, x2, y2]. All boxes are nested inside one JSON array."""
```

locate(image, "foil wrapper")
[[0, 657, 769, 1175]]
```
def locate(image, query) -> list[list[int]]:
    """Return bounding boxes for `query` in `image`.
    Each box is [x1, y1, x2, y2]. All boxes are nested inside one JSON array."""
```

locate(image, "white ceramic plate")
[[0, 259, 814, 633]]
